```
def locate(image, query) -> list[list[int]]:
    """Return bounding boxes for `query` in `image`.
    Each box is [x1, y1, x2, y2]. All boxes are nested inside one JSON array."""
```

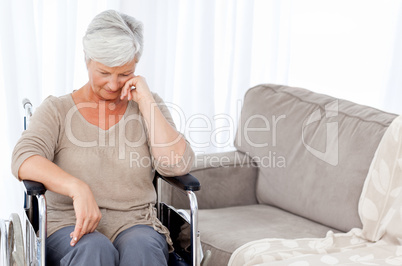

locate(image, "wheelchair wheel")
[[1, 218, 9, 265], [8, 213, 25, 266]]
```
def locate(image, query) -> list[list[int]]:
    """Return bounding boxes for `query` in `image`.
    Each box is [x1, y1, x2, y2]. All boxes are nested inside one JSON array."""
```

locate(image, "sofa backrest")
[[234, 84, 397, 232]]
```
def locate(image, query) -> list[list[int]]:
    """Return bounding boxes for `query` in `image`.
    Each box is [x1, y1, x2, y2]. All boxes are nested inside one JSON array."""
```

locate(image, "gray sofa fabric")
[[199, 205, 340, 266], [171, 151, 258, 209], [234, 84, 396, 232], [169, 84, 397, 266]]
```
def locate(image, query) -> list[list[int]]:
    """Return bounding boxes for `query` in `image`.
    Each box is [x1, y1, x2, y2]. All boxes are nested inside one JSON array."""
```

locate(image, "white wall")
[[1, 0, 401, 221]]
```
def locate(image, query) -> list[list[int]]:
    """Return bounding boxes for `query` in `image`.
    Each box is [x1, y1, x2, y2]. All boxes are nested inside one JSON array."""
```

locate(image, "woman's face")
[[86, 59, 136, 101]]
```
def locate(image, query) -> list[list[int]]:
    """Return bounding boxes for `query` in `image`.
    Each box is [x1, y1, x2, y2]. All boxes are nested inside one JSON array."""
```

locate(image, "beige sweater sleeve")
[[145, 93, 195, 177], [11, 96, 61, 180], [11, 93, 195, 180]]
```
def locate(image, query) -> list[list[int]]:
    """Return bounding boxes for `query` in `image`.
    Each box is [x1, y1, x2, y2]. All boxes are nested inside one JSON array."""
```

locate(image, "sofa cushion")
[[234, 84, 396, 232], [199, 204, 339, 266]]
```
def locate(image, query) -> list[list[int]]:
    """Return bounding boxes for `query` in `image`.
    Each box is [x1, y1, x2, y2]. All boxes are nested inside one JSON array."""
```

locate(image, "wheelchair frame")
[[156, 172, 201, 266], [21, 172, 201, 266], [1, 98, 204, 266]]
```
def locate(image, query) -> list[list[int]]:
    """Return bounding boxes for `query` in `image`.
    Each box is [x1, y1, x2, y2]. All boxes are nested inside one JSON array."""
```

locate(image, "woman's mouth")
[[105, 89, 118, 94]]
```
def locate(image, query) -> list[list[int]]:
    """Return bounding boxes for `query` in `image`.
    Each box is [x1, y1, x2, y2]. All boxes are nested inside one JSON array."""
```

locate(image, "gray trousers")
[[46, 225, 169, 266]]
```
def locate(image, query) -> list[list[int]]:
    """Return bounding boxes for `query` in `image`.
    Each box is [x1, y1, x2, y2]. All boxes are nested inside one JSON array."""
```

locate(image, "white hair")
[[83, 10, 144, 67]]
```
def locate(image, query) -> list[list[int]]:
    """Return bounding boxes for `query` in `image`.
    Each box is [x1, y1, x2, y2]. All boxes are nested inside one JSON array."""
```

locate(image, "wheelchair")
[[0, 99, 211, 266]]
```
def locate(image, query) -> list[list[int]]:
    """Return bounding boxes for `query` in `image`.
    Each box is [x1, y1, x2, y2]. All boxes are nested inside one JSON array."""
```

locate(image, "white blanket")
[[229, 115, 402, 266]]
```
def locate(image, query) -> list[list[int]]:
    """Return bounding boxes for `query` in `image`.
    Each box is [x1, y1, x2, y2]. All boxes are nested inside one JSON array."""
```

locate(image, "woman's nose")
[[108, 76, 119, 91]]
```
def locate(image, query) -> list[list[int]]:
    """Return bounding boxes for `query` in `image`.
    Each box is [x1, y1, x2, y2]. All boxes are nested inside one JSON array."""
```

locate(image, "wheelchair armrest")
[[23, 180, 47, 196], [155, 171, 201, 192]]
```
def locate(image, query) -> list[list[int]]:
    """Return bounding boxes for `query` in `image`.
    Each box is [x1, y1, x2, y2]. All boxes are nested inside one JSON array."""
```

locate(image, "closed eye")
[[120, 72, 133, 77]]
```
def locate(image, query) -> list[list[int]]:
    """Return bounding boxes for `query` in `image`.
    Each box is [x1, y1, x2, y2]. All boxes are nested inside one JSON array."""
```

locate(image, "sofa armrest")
[[171, 150, 258, 209]]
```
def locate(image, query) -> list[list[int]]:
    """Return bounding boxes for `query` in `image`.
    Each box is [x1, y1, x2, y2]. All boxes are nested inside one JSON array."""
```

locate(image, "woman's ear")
[[84, 52, 90, 69]]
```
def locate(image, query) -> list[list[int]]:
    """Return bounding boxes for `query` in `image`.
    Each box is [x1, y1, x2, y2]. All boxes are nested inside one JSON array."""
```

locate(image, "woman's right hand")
[[69, 181, 102, 246]]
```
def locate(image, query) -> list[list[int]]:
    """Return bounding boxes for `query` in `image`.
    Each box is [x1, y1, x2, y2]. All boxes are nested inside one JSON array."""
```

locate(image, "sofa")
[[167, 84, 398, 265]]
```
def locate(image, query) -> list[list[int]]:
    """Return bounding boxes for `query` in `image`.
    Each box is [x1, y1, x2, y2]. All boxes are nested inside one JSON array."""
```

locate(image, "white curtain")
[[1, 0, 401, 219]]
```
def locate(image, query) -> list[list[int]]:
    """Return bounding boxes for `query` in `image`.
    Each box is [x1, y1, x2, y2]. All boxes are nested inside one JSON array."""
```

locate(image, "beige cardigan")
[[12, 93, 194, 248]]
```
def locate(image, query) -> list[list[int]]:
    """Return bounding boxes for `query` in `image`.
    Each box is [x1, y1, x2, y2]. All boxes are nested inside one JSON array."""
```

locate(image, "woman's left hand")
[[120, 75, 154, 105]]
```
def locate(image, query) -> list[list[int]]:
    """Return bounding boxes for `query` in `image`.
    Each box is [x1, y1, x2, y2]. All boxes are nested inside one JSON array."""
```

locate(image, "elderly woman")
[[11, 10, 194, 266]]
